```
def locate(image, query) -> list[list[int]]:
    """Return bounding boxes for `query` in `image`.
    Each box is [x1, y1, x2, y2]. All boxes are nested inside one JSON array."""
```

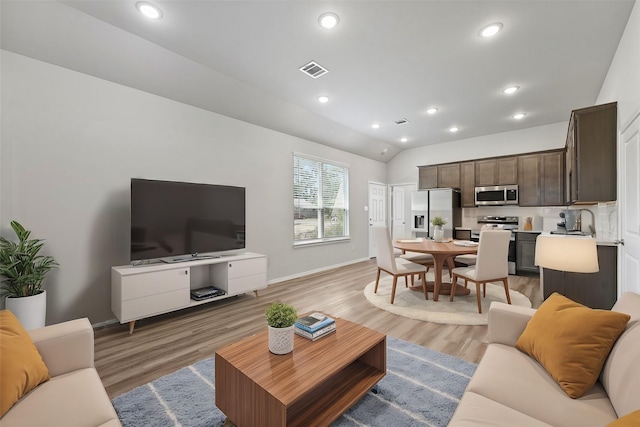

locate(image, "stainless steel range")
[[472, 216, 518, 275]]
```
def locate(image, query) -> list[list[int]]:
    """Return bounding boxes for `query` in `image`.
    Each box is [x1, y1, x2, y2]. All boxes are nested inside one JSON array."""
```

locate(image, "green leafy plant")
[[0, 221, 59, 297], [265, 302, 298, 328], [431, 216, 447, 227]]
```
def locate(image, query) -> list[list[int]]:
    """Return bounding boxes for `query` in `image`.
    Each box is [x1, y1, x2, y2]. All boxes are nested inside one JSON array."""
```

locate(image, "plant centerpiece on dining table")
[[431, 216, 447, 242], [0, 220, 59, 329], [266, 302, 298, 354]]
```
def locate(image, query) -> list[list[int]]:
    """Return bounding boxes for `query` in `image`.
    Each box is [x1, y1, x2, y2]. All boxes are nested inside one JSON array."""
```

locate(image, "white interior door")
[[620, 111, 640, 296], [368, 182, 386, 258], [391, 184, 416, 239]]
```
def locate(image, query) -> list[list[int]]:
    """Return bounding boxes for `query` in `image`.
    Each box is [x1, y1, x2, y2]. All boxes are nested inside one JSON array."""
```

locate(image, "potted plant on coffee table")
[[266, 302, 298, 355], [431, 216, 447, 242], [0, 221, 58, 330]]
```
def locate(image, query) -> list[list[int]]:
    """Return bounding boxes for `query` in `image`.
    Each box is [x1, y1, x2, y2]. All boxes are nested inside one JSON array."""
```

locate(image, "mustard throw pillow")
[[515, 293, 630, 399], [0, 310, 50, 417], [607, 410, 640, 427]]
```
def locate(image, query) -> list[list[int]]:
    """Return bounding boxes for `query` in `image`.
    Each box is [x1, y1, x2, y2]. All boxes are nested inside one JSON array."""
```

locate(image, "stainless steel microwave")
[[474, 185, 518, 206]]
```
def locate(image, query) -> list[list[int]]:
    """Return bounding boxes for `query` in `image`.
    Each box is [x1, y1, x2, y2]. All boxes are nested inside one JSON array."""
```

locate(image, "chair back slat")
[[474, 230, 511, 280], [374, 227, 397, 273]]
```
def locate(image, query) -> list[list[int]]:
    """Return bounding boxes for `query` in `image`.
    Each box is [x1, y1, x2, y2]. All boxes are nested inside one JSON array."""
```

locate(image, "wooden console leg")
[[253, 290, 259, 298], [128, 320, 136, 335]]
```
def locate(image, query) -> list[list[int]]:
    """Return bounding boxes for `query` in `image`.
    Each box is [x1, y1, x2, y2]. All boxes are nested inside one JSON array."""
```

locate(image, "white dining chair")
[[450, 229, 512, 313], [374, 227, 428, 304]]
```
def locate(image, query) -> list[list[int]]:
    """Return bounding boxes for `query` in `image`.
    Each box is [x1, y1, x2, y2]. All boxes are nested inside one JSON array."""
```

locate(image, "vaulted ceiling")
[[1, 1, 634, 161]]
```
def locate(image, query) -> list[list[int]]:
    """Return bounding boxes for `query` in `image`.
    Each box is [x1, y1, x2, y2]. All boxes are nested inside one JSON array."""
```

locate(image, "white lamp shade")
[[535, 234, 599, 273]]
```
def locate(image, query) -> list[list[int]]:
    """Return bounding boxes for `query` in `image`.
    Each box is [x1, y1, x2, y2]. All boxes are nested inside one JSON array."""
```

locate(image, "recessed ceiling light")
[[136, 1, 162, 19], [381, 148, 389, 155], [400, 137, 408, 143], [449, 126, 460, 133], [479, 22, 503, 38], [319, 12, 340, 29], [318, 95, 330, 103], [503, 86, 520, 95], [513, 113, 526, 120], [372, 123, 380, 129], [426, 107, 438, 115]]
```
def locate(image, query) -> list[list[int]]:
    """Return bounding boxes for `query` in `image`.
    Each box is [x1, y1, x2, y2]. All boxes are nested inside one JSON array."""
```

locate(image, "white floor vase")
[[5, 290, 47, 330]]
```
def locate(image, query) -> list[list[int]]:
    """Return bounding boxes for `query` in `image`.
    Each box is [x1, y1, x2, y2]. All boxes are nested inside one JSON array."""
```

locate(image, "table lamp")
[[535, 234, 599, 273]]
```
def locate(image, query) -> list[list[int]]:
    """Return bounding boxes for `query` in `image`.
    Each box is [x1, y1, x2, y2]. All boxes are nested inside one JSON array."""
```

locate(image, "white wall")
[[597, 0, 640, 127], [386, 122, 568, 185], [0, 50, 386, 325]]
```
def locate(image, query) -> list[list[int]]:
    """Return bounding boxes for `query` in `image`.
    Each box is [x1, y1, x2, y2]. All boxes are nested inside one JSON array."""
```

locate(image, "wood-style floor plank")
[[94, 259, 542, 398]]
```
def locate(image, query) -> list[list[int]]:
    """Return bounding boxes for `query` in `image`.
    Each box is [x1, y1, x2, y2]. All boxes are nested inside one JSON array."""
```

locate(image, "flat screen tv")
[[130, 179, 245, 262]]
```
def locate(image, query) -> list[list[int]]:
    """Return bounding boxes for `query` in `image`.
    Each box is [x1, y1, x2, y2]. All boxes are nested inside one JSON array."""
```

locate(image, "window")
[[293, 154, 349, 245]]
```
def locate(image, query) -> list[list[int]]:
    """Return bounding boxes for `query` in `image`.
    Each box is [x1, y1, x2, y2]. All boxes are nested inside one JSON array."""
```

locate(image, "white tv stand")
[[111, 252, 267, 334]]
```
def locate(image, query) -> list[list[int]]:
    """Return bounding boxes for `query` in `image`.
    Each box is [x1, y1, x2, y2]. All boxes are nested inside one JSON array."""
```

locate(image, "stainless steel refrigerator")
[[410, 188, 461, 239]]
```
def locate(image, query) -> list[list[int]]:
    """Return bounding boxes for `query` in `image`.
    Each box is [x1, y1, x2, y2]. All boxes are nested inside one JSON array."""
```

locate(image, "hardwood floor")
[[94, 259, 542, 399]]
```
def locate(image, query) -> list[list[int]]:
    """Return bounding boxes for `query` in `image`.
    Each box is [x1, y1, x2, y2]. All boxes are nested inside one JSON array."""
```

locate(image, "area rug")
[[364, 273, 531, 326], [112, 336, 476, 427]]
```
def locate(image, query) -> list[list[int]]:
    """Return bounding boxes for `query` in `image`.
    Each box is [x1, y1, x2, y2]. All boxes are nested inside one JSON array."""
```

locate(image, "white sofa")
[[449, 292, 640, 426], [0, 318, 121, 427]]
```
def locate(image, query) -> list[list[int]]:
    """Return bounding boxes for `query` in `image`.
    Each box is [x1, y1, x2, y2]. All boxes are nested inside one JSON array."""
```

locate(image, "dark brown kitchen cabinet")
[[475, 159, 497, 186], [460, 162, 476, 207], [542, 245, 617, 309], [475, 157, 518, 186], [497, 157, 518, 184], [566, 102, 617, 204], [518, 150, 565, 207], [540, 151, 565, 206], [518, 154, 541, 206], [418, 166, 437, 189], [438, 163, 461, 188], [515, 231, 541, 275]]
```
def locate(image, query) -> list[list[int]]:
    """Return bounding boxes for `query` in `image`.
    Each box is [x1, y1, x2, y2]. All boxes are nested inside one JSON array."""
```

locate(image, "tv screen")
[[130, 179, 245, 262]]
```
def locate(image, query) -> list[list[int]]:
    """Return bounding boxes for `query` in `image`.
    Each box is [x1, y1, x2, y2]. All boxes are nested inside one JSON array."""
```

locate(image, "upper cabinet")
[[518, 150, 565, 207], [419, 149, 565, 207], [566, 102, 617, 204], [475, 157, 518, 186]]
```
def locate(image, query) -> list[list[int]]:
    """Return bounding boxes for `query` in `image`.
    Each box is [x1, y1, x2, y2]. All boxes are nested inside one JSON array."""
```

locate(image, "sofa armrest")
[[27, 318, 94, 377], [487, 302, 536, 347]]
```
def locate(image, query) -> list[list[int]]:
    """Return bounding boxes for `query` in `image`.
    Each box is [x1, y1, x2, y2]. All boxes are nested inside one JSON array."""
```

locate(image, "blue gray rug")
[[112, 336, 476, 427]]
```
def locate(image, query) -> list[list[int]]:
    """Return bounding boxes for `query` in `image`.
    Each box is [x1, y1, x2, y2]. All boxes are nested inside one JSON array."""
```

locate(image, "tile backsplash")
[[460, 202, 618, 242]]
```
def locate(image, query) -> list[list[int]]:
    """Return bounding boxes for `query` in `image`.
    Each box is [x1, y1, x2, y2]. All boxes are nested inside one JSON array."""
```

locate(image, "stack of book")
[[294, 312, 336, 341]]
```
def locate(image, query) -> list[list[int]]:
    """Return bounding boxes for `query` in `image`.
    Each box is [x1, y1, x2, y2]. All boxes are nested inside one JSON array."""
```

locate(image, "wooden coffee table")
[[215, 317, 386, 427]]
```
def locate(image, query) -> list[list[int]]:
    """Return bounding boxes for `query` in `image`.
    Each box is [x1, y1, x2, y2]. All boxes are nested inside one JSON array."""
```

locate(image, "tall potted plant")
[[0, 221, 58, 329], [265, 302, 297, 355]]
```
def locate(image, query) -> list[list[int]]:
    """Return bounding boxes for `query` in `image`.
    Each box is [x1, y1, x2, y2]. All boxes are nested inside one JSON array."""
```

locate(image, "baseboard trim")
[[267, 257, 370, 285]]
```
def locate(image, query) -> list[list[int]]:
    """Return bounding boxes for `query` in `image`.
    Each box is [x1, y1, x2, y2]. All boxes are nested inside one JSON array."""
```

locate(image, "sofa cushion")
[[606, 410, 640, 427], [0, 310, 50, 417], [515, 293, 630, 398], [466, 343, 618, 426], [0, 368, 120, 427], [449, 391, 552, 426], [600, 292, 640, 417]]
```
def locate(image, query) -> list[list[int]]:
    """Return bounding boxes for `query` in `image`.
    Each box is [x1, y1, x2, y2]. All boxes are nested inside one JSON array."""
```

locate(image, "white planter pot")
[[268, 325, 295, 355], [433, 226, 444, 242], [5, 290, 47, 330]]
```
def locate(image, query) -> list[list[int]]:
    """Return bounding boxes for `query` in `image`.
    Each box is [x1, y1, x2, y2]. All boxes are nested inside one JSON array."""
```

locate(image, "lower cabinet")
[[542, 245, 617, 309], [112, 252, 267, 332], [515, 232, 541, 275]]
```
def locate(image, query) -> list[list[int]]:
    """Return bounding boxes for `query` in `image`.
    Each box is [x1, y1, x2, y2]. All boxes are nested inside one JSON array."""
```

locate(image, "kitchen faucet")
[[579, 208, 596, 238]]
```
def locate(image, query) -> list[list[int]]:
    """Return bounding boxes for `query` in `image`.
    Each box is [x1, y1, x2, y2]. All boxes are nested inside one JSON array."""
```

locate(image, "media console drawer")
[[120, 268, 189, 300]]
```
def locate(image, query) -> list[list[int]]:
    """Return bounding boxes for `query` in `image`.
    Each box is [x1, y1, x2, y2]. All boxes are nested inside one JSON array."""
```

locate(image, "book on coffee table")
[[295, 312, 335, 333], [294, 322, 337, 341]]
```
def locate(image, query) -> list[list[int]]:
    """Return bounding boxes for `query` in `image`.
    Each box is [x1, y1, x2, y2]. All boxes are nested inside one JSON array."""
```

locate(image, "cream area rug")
[[364, 273, 531, 326]]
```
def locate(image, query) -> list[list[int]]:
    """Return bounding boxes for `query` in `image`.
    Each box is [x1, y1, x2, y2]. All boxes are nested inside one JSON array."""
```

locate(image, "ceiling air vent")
[[299, 61, 329, 79], [395, 118, 410, 125]]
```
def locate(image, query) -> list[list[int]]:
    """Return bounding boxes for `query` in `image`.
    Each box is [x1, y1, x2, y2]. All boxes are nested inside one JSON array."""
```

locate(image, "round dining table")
[[393, 239, 478, 301]]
